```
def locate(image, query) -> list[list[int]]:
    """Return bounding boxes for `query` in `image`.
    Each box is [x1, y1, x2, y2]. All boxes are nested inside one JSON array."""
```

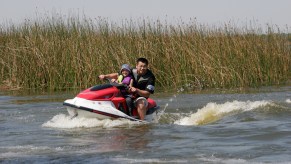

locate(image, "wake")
[[174, 100, 274, 126], [42, 114, 143, 129], [43, 98, 289, 128]]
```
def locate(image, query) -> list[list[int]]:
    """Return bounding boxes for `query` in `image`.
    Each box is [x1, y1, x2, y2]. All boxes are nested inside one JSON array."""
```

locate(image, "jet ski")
[[63, 80, 159, 122]]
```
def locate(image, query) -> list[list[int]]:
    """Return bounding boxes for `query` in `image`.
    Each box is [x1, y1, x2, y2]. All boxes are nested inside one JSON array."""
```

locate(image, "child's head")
[[120, 64, 131, 76]]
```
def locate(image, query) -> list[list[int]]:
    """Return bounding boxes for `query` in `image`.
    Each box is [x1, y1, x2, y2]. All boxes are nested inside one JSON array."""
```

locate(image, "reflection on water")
[[0, 86, 291, 163]]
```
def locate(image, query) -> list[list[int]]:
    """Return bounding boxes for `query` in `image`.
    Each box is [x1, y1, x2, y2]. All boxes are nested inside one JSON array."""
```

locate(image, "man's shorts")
[[133, 97, 148, 107]]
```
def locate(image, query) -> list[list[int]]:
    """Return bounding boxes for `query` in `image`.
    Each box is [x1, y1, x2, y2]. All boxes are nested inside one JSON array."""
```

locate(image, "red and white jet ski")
[[63, 80, 159, 122]]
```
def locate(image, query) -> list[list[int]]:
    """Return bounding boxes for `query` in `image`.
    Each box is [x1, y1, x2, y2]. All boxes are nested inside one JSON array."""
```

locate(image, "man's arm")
[[129, 76, 155, 98], [129, 87, 151, 98]]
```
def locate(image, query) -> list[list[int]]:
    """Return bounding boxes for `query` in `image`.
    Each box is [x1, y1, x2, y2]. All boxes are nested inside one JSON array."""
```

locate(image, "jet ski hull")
[[63, 97, 159, 122]]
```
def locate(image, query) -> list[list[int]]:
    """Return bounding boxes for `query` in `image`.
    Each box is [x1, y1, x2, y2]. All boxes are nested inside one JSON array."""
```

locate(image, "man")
[[99, 58, 155, 120]]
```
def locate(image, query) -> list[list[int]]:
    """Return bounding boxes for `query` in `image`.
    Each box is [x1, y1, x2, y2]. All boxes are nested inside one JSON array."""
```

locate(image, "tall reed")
[[0, 16, 290, 91]]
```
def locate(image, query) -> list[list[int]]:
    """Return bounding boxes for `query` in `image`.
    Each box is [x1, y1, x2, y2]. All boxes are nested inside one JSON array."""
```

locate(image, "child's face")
[[121, 69, 130, 76]]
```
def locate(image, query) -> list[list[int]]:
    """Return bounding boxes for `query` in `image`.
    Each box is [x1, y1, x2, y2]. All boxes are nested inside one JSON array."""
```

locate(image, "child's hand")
[[111, 79, 117, 83], [98, 75, 106, 80]]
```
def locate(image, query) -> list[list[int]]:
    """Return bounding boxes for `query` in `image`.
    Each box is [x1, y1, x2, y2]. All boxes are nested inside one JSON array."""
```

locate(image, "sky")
[[0, 0, 291, 31]]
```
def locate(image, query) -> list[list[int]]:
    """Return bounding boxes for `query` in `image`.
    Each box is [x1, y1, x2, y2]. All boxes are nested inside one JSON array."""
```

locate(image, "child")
[[117, 64, 134, 116], [117, 64, 133, 88]]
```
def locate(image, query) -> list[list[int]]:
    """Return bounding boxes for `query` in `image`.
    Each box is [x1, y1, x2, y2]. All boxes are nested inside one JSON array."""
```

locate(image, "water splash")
[[42, 114, 141, 129], [153, 94, 177, 123], [174, 100, 273, 126], [286, 99, 291, 103], [153, 103, 168, 123]]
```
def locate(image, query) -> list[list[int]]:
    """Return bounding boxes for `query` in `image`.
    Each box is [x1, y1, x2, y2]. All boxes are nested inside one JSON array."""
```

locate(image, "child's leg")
[[125, 96, 133, 116]]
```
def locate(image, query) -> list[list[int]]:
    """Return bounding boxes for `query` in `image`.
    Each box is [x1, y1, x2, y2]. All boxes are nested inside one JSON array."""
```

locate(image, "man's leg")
[[135, 97, 148, 120]]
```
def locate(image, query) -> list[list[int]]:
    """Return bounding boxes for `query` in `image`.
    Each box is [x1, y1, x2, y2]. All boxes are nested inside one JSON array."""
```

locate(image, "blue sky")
[[1, 0, 291, 31]]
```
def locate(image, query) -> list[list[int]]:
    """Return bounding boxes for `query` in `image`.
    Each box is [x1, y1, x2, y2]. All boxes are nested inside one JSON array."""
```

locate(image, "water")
[[1, 86, 291, 163]]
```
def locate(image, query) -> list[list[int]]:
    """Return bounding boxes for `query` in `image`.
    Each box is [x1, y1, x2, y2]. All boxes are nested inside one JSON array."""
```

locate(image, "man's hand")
[[129, 86, 137, 93]]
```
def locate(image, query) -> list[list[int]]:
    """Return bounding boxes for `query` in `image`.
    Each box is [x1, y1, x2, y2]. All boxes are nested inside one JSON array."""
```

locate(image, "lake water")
[[1, 86, 291, 163]]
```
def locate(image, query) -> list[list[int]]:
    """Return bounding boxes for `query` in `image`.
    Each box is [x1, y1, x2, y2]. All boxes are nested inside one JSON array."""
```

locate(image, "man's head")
[[136, 58, 149, 75]]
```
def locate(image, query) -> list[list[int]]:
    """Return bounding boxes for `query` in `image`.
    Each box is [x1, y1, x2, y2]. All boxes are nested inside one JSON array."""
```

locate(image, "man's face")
[[136, 61, 148, 75]]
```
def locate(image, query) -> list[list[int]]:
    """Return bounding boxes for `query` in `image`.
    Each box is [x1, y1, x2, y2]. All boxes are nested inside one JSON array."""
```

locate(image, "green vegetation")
[[0, 16, 290, 91]]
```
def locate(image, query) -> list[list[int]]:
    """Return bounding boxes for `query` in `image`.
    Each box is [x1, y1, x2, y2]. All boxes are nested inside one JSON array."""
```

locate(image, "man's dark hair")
[[136, 57, 148, 65]]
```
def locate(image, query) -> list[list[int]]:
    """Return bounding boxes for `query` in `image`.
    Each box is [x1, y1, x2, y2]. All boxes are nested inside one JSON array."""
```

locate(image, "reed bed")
[[0, 16, 290, 91]]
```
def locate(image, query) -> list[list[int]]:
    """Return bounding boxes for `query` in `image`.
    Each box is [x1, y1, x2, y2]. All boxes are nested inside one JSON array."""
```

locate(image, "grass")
[[0, 16, 290, 91]]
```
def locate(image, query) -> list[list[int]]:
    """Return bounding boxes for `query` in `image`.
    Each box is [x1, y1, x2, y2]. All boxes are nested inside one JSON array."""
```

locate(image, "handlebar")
[[105, 78, 129, 90]]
